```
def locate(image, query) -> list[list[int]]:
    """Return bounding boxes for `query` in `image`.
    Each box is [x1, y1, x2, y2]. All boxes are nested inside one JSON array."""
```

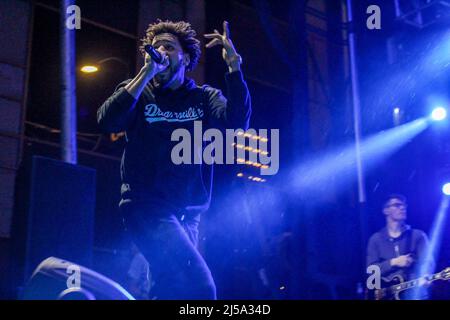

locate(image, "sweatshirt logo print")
[[144, 104, 204, 124]]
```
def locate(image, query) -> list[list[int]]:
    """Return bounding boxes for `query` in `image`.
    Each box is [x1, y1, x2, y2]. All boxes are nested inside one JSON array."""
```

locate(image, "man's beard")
[[154, 61, 182, 88]]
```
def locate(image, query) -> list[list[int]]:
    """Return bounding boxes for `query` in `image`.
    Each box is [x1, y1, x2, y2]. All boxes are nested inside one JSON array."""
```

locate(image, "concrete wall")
[[0, 0, 33, 238]]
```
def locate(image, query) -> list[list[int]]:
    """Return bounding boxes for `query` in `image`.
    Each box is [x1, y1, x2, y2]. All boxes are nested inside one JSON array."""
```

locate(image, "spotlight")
[[431, 107, 447, 121], [442, 183, 450, 196], [393, 107, 402, 126]]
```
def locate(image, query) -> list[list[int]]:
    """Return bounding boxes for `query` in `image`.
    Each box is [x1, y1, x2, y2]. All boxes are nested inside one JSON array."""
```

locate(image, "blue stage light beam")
[[412, 196, 450, 300], [288, 118, 428, 200]]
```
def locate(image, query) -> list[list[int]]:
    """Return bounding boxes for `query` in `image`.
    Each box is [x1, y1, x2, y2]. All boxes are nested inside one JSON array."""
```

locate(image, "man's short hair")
[[140, 19, 201, 72], [383, 193, 407, 208]]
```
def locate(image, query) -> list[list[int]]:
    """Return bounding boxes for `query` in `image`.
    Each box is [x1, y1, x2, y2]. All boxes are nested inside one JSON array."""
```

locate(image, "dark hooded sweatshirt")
[[97, 71, 251, 217]]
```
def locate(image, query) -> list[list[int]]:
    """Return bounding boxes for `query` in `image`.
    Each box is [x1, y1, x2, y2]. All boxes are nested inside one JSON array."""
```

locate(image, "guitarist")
[[366, 194, 434, 300]]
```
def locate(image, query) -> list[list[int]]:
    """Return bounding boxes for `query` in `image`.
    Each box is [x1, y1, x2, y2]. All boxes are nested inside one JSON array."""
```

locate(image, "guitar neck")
[[396, 271, 443, 291], [375, 267, 450, 300]]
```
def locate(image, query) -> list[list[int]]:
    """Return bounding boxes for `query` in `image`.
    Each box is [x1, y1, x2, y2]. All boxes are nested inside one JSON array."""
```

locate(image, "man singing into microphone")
[[97, 20, 251, 299]]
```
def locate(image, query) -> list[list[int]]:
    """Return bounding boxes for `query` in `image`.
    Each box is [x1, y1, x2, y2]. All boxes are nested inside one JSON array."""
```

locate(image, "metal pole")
[[346, 0, 365, 203], [345, 0, 369, 296], [60, 0, 77, 164]]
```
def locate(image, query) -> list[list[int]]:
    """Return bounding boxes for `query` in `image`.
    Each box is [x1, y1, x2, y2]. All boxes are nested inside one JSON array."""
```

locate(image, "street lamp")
[[80, 65, 98, 73], [80, 57, 131, 78], [79, 56, 131, 150]]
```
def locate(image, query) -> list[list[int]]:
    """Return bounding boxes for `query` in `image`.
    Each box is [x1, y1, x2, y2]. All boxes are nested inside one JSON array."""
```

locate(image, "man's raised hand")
[[204, 21, 242, 72]]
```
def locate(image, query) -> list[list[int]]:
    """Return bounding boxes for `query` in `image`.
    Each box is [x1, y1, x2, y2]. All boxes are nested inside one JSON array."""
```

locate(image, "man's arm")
[[367, 235, 395, 276], [204, 21, 251, 129], [366, 236, 396, 275], [96, 80, 136, 133], [124, 52, 168, 99], [203, 72, 251, 130], [97, 53, 168, 133], [367, 235, 414, 276]]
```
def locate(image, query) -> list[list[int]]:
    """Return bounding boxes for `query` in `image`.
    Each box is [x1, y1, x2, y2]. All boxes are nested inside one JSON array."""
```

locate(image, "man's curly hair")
[[139, 19, 201, 72]]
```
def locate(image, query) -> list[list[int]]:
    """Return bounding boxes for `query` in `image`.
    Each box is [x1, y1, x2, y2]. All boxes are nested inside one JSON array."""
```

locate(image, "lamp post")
[[61, 0, 77, 164]]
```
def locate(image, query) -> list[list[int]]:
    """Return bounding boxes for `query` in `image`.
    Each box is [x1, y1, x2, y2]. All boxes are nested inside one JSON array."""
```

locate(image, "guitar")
[[369, 267, 450, 300]]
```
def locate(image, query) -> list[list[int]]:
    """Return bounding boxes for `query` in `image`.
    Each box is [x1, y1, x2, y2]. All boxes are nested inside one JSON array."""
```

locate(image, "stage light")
[[442, 183, 450, 196], [237, 173, 243, 177], [80, 65, 99, 73], [393, 107, 402, 126], [431, 107, 447, 121]]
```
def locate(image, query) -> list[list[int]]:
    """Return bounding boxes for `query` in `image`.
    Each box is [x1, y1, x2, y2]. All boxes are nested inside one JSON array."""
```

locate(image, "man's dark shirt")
[[367, 225, 431, 279], [367, 225, 433, 299]]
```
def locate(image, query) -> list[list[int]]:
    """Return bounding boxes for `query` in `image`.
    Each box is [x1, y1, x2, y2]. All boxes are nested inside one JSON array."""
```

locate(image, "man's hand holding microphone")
[[124, 45, 169, 99]]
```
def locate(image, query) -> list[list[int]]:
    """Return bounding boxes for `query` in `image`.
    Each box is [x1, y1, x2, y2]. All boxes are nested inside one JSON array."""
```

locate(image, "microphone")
[[144, 45, 164, 64]]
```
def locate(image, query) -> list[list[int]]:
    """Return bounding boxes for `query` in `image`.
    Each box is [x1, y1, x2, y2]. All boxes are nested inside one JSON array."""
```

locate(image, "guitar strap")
[[405, 228, 416, 282], [407, 228, 413, 256]]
